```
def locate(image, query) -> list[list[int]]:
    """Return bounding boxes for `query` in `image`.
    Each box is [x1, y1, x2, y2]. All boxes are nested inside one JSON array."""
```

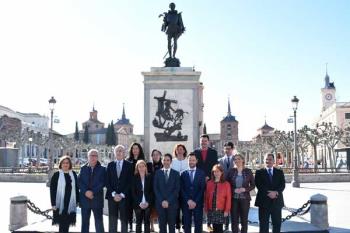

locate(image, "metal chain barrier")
[[282, 200, 311, 222], [25, 198, 311, 224], [248, 200, 311, 224], [26, 199, 53, 220]]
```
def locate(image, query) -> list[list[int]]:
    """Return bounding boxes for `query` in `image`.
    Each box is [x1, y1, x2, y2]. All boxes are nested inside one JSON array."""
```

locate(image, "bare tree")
[[301, 125, 324, 171], [318, 122, 343, 171]]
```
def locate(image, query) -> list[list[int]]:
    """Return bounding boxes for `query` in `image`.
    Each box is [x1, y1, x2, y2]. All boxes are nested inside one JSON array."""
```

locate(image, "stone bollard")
[[9, 195, 28, 231], [310, 193, 329, 230]]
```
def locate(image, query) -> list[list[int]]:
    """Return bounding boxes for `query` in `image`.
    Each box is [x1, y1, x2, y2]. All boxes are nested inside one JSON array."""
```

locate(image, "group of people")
[[50, 134, 286, 233]]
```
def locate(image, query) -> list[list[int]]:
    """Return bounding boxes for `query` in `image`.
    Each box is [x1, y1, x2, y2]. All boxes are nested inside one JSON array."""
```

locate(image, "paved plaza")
[[1, 182, 350, 232]]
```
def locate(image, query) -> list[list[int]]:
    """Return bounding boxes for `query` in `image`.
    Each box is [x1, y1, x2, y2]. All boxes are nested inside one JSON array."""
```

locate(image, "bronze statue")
[[159, 3, 185, 67]]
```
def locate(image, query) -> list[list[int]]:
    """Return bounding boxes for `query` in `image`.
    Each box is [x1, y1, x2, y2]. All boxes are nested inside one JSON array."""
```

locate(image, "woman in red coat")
[[205, 164, 231, 233]]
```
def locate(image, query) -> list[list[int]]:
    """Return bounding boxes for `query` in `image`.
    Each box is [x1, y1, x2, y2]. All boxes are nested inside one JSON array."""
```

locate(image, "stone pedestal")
[[310, 193, 329, 230], [9, 195, 28, 231], [142, 67, 203, 158]]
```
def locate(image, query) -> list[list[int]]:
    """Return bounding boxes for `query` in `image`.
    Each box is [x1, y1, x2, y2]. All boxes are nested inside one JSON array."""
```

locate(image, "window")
[[345, 113, 350, 119]]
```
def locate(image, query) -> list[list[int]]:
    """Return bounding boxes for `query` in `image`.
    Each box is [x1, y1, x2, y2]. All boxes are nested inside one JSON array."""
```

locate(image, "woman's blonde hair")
[[234, 154, 245, 166], [134, 160, 148, 175]]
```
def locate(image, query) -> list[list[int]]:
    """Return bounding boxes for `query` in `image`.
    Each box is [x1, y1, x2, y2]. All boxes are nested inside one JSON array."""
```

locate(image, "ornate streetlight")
[[291, 96, 300, 188], [47, 97, 56, 185], [28, 137, 33, 160]]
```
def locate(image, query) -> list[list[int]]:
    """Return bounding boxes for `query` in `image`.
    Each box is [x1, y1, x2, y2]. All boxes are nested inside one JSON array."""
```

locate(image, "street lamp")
[[291, 95, 300, 188], [28, 137, 33, 160], [47, 97, 56, 184]]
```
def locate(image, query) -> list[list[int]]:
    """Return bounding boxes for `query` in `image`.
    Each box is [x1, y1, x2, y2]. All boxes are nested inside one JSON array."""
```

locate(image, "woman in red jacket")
[[205, 164, 232, 233]]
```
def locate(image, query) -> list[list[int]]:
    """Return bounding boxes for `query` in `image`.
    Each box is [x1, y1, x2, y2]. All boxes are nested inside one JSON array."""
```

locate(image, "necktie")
[[226, 157, 230, 170], [117, 161, 121, 178], [268, 168, 273, 183], [165, 170, 169, 183], [88, 167, 94, 189], [190, 170, 195, 183]]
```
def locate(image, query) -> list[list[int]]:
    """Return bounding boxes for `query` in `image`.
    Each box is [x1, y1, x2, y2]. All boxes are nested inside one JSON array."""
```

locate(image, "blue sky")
[[0, 0, 349, 141]]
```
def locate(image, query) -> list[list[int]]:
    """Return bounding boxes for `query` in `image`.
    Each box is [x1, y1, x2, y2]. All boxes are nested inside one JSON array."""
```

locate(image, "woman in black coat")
[[50, 156, 79, 233], [146, 149, 163, 232], [126, 142, 145, 231], [132, 160, 154, 233]]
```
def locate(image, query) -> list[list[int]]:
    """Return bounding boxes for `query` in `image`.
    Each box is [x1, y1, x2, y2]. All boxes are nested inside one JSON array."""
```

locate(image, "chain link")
[[282, 200, 311, 222], [26, 199, 53, 220], [248, 200, 311, 224]]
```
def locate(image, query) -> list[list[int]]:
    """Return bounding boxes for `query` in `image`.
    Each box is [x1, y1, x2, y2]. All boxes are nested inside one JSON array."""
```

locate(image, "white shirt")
[[115, 159, 124, 171], [171, 158, 189, 174], [141, 177, 146, 204], [112, 159, 125, 198]]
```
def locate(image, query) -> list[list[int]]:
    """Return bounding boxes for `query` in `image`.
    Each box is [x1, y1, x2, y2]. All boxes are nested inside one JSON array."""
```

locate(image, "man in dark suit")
[[218, 141, 235, 231], [181, 153, 206, 233], [194, 134, 218, 231], [106, 145, 133, 233], [154, 153, 180, 233], [218, 142, 235, 176], [79, 149, 106, 233], [255, 153, 285, 233], [194, 134, 218, 181]]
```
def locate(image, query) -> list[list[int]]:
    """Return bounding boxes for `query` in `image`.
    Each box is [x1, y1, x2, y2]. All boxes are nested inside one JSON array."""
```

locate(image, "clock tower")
[[321, 68, 336, 111]]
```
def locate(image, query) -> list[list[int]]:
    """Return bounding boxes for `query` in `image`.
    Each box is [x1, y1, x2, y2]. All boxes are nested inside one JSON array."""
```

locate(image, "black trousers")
[[58, 222, 69, 233], [108, 198, 128, 233], [176, 207, 182, 229], [231, 198, 250, 233], [157, 205, 177, 233], [135, 207, 151, 233], [258, 206, 282, 233], [127, 198, 134, 228], [213, 223, 223, 233]]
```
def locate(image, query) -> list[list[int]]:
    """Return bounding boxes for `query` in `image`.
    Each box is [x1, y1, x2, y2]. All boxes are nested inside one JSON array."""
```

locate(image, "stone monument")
[[143, 67, 203, 158]]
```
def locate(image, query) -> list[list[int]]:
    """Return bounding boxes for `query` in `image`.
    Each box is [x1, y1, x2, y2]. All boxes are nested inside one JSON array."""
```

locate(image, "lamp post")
[[28, 137, 33, 160], [47, 97, 56, 185], [291, 96, 300, 188]]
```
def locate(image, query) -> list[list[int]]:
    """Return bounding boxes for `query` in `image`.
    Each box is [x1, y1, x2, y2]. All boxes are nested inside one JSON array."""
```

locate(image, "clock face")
[[325, 93, 333, 101]]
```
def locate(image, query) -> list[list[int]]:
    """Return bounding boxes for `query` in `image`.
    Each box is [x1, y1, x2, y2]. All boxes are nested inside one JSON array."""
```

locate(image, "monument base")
[[165, 57, 180, 67]]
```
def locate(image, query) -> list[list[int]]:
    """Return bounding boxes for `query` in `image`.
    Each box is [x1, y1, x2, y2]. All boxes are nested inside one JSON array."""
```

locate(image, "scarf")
[[55, 170, 76, 215]]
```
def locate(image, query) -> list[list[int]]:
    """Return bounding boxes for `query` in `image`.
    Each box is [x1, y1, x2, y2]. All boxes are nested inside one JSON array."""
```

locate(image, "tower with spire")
[[82, 105, 105, 132], [220, 98, 239, 146], [114, 103, 134, 134], [321, 64, 336, 111]]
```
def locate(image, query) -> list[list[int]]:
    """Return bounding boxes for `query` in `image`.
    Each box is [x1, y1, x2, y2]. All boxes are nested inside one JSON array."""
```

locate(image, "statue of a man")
[[160, 3, 185, 59]]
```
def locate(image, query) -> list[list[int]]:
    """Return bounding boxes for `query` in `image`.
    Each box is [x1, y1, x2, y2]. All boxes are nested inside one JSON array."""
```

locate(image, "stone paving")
[[1, 182, 349, 232]]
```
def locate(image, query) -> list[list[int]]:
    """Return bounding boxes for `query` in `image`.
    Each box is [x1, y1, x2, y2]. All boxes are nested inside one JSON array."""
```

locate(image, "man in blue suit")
[[181, 153, 206, 233], [79, 149, 106, 233], [154, 153, 180, 233]]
